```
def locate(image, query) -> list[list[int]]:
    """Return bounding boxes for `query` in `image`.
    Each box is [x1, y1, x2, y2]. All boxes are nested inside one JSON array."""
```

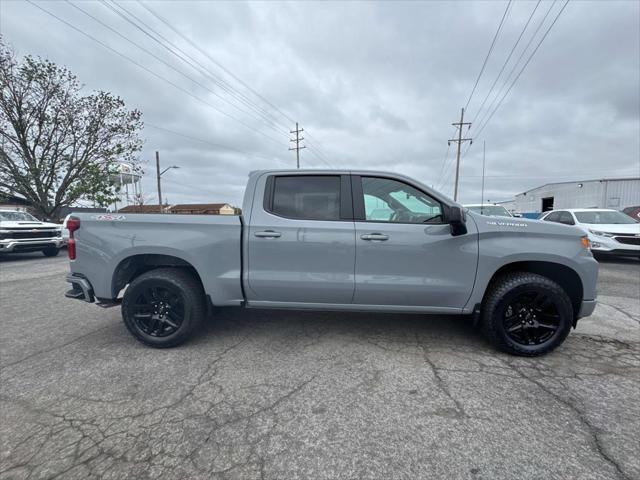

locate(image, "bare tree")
[[131, 192, 153, 206], [0, 40, 143, 220]]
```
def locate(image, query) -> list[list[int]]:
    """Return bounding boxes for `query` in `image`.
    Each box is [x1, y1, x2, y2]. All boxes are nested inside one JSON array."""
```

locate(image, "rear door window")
[[558, 211, 575, 225], [544, 212, 561, 223], [270, 175, 341, 221]]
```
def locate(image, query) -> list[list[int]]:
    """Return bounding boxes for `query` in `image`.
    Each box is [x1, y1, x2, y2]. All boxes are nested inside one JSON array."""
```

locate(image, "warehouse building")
[[514, 177, 640, 216]]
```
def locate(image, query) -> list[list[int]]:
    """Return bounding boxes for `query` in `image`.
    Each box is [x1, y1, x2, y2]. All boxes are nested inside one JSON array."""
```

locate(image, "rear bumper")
[[65, 274, 95, 303], [0, 238, 62, 253], [578, 299, 597, 318]]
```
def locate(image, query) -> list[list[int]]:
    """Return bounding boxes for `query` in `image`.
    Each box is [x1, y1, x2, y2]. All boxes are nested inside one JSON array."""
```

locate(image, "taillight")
[[67, 217, 80, 260]]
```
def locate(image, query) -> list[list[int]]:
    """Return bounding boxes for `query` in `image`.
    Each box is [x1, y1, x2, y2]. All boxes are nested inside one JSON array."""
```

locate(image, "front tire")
[[481, 272, 573, 357], [122, 268, 206, 348], [42, 247, 60, 257]]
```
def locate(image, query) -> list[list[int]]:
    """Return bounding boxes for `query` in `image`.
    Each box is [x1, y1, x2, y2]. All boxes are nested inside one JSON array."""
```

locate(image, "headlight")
[[588, 229, 614, 237]]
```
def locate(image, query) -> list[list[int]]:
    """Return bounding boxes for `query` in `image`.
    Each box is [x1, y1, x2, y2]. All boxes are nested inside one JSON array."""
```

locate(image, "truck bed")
[[69, 213, 244, 306]]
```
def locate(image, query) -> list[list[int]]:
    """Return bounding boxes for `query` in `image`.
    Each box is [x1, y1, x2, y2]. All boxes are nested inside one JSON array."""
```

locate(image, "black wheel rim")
[[131, 285, 185, 337], [503, 289, 562, 346]]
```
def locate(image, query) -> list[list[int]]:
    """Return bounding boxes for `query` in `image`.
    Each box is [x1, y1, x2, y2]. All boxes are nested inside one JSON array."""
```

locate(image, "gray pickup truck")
[[65, 170, 598, 356]]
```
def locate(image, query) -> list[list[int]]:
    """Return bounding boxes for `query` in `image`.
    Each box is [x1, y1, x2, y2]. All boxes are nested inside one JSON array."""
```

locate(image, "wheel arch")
[[483, 261, 583, 324], [111, 254, 205, 299]]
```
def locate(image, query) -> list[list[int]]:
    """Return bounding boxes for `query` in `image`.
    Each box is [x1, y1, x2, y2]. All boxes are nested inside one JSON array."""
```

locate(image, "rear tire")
[[42, 247, 60, 257], [481, 272, 573, 357], [122, 268, 206, 348]]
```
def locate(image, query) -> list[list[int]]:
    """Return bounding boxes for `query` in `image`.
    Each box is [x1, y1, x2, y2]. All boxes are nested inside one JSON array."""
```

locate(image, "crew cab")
[[65, 170, 598, 356], [0, 209, 63, 256]]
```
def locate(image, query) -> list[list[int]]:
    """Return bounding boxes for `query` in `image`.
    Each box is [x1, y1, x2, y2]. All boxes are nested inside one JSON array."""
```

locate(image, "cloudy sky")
[[1, 0, 638, 207]]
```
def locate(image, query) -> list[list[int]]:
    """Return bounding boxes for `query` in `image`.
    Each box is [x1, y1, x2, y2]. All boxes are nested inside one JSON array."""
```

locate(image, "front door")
[[247, 174, 355, 304], [351, 175, 478, 310]]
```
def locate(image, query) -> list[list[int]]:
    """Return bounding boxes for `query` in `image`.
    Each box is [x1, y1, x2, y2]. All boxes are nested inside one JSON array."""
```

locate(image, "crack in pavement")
[[598, 300, 640, 325], [0, 325, 113, 371], [416, 332, 467, 419], [498, 357, 634, 480]]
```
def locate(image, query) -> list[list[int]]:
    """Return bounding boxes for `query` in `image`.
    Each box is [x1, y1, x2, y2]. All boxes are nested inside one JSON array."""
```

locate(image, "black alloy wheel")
[[481, 272, 573, 356], [502, 289, 561, 346], [131, 285, 185, 337], [122, 268, 206, 348]]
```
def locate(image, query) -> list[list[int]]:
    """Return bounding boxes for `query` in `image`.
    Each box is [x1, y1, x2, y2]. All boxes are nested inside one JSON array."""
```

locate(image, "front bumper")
[[0, 238, 62, 253], [578, 299, 597, 318], [589, 234, 640, 256]]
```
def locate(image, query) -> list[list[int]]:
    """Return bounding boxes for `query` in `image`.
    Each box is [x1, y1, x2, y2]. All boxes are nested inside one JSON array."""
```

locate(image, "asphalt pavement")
[[0, 252, 638, 480]]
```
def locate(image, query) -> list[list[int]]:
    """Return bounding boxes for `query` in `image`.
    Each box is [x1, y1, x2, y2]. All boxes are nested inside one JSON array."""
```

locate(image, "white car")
[[0, 209, 64, 256], [539, 208, 640, 257], [464, 204, 514, 217]]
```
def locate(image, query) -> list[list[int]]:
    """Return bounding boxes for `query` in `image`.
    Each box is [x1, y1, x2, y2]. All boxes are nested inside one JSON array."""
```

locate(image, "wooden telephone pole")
[[289, 123, 305, 169], [448, 108, 472, 201]]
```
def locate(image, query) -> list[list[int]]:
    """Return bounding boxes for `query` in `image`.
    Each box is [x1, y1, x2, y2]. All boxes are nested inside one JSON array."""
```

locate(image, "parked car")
[[464, 204, 513, 217], [0, 209, 64, 256], [622, 206, 640, 222], [539, 208, 640, 258], [65, 170, 598, 357]]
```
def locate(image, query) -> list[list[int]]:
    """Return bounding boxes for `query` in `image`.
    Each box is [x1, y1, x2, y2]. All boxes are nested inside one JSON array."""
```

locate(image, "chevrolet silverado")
[[65, 170, 598, 356]]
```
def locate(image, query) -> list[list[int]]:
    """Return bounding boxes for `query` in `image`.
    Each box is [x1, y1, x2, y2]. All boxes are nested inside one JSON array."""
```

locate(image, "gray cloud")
[[1, 0, 638, 207]]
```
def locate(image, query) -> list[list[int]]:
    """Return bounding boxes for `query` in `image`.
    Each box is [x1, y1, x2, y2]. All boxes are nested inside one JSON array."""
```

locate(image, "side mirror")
[[448, 205, 467, 236], [512, 213, 522, 218]]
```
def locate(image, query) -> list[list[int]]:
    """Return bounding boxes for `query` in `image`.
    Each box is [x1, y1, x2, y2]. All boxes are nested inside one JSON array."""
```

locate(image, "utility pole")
[[481, 140, 486, 215], [448, 107, 472, 201], [155, 151, 162, 211], [289, 122, 306, 168]]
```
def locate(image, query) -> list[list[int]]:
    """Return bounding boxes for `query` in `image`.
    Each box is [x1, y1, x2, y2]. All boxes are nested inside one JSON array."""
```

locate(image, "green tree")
[[0, 41, 143, 220]]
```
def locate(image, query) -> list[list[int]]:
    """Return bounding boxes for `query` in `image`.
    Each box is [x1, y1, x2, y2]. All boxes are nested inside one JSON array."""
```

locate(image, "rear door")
[[351, 175, 478, 310], [557, 211, 575, 225], [246, 174, 356, 304], [542, 211, 561, 223]]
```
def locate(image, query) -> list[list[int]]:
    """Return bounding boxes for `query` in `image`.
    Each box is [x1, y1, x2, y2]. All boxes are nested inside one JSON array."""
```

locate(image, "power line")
[[27, 0, 288, 150], [464, 0, 513, 111], [138, 0, 296, 126], [474, 0, 570, 139], [305, 147, 334, 169], [469, 0, 542, 125], [471, 0, 557, 135], [459, 0, 564, 161], [136, 0, 334, 163], [144, 123, 282, 163], [102, 0, 288, 137], [436, 143, 452, 190], [111, 1, 290, 133], [66, 0, 285, 140], [303, 134, 332, 163]]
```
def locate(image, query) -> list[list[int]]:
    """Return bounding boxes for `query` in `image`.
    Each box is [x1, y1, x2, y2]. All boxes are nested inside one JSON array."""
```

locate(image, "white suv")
[[539, 208, 640, 258]]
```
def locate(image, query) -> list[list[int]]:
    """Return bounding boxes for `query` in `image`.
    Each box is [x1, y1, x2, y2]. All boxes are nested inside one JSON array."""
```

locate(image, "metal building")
[[514, 178, 640, 216]]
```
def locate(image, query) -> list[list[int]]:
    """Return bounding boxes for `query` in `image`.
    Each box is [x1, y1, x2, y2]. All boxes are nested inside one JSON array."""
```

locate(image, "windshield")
[[0, 211, 39, 222], [466, 205, 512, 217], [574, 211, 638, 224]]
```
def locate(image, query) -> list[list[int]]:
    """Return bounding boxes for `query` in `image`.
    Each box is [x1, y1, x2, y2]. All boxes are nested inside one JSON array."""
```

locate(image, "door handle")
[[360, 233, 389, 241], [254, 230, 281, 238]]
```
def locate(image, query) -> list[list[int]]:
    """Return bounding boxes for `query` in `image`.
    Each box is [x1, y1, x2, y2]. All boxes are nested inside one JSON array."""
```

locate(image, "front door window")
[[361, 177, 443, 224]]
